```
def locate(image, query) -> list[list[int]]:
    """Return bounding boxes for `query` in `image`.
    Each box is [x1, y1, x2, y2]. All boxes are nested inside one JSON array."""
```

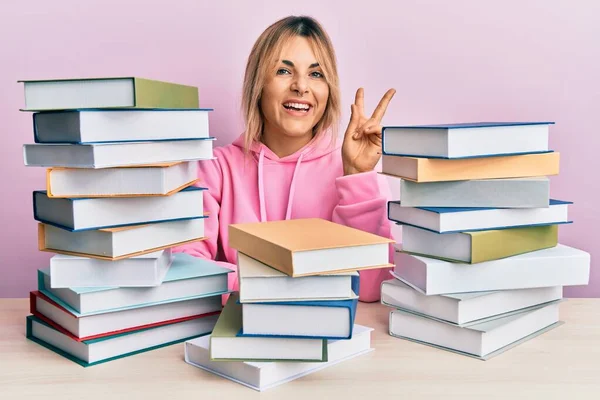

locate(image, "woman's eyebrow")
[[281, 60, 320, 68]]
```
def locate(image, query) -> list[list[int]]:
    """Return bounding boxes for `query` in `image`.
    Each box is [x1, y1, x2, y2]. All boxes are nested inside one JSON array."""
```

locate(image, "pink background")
[[1, 0, 598, 297]]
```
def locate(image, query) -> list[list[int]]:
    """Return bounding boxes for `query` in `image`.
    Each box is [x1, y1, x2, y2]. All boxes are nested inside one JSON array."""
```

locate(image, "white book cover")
[[392, 244, 590, 295], [184, 324, 373, 391], [49, 249, 173, 288]]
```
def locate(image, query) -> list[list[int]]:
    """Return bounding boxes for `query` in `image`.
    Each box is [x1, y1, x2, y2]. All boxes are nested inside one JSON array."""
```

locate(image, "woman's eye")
[[276, 68, 291, 75], [310, 71, 324, 78]]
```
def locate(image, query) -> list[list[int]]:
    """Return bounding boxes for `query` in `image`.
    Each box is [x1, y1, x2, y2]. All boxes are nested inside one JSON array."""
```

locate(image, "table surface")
[[1, 298, 599, 399]]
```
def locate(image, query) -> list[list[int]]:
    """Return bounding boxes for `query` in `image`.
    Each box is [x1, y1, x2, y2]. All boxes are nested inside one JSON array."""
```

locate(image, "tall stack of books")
[[379, 122, 591, 360], [20, 77, 232, 366], [184, 218, 392, 391]]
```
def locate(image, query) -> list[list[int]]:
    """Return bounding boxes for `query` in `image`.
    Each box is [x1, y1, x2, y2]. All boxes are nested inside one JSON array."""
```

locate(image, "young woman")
[[174, 15, 396, 302]]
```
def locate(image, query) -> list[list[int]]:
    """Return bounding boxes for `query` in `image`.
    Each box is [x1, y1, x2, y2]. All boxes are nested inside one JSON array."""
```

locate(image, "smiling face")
[[260, 36, 330, 143]]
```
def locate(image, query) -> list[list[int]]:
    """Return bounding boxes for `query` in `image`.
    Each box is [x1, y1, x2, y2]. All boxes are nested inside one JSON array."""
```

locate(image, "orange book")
[[381, 152, 559, 182], [228, 218, 394, 277]]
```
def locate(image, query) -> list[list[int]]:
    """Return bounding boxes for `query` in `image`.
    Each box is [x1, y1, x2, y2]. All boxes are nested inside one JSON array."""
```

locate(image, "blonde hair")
[[241, 16, 341, 154]]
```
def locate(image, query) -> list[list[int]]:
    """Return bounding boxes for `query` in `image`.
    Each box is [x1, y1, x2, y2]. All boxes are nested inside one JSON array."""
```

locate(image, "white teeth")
[[284, 102, 310, 110]]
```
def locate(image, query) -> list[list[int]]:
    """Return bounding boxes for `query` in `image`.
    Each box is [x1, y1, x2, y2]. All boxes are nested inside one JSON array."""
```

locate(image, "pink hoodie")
[[172, 133, 395, 302]]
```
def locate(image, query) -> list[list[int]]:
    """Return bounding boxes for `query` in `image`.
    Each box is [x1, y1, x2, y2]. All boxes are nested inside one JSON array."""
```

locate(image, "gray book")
[[400, 177, 550, 208]]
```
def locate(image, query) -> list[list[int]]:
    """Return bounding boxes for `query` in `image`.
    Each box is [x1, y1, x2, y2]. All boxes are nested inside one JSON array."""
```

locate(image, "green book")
[[402, 224, 559, 264], [19, 77, 199, 111], [210, 292, 328, 362]]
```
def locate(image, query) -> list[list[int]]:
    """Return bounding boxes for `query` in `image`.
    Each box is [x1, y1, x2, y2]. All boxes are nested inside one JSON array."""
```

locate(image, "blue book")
[[38, 253, 232, 315], [388, 199, 573, 233], [382, 121, 554, 159]]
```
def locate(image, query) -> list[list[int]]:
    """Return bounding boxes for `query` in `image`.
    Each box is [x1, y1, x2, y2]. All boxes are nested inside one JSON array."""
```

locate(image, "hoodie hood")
[[232, 133, 341, 222]]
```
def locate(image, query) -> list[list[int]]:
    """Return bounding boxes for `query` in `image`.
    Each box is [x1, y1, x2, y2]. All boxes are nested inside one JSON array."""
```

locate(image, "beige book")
[[228, 218, 393, 277]]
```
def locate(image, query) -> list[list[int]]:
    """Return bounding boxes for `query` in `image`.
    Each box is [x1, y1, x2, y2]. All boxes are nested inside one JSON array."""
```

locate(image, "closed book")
[[388, 199, 572, 233], [382, 152, 559, 182], [19, 77, 199, 111], [392, 244, 590, 295], [38, 218, 205, 260], [389, 301, 562, 360], [46, 161, 199, 198], [382, 122, 552, 158], [238, 252, 358, 303], [398, 177, 550, 208], [34, 186, 205, 231], [30, 290, 221, 340], [229, 218, 393, 277], [184, 325, 373, 392], [381, 278, 563, 326], [240, 297, 358, 339], [38, 252, 232, 314], [209, 293, 327, 362], [49, 249, 172, 288], [23, 138, 214, 169], [26, 313, 217, 367], [401, 224, 559, 263]]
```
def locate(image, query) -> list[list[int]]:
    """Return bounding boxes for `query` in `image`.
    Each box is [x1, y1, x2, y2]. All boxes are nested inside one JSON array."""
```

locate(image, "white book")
[[27, 314, 217, 367], [33, 291, 222, 338], [388, 199, 571, 233], [381, 278, 563, 325], [184, 324, 373, 391], [23, 138, 214, 169], [49, 250, 173, 288], [40, 218, 205, 260], [398, 177, 550, 208], [34, 186, 205, 231], [382, 122, 551, 158], [389, 301, 561, 360], [392, 244, 590, 295], [46, 161, 198, 198], [237, 252, 358, 303], [33, 109, 210, 143], [39, 252, 232, 314]]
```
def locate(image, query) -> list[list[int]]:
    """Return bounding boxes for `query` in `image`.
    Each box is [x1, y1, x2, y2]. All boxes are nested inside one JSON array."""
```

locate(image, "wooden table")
[[1, 298, 599, 399]]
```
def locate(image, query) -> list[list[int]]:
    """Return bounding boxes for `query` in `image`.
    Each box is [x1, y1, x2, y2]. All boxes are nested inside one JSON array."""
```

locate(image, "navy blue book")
[[382, 121, 554, 159]]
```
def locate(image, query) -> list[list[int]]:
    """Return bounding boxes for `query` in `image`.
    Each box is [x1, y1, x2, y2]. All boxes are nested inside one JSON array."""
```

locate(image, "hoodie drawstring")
[[257, 147, 306, 222]]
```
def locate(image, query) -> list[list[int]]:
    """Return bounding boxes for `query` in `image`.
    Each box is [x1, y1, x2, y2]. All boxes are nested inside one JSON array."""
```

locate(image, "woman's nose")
[[290, 76, 309, 96]]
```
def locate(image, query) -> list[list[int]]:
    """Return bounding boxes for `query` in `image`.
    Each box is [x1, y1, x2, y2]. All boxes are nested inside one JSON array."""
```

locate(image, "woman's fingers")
[[354, 88, 366, 119], [371, 88, 396, 124]]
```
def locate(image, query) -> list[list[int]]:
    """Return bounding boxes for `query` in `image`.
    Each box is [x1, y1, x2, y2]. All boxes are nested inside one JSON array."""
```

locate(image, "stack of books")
[[20, 76, 232, 366], [183, 218, 393, 391], [379, 122, 591, 360]]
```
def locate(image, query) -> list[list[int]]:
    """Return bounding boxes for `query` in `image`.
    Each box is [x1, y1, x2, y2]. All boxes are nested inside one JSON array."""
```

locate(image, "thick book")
[[392, 244, 590, 295], [26, 313, 217, 367], [184, 324, 373, 391], [49, 249, 172, 288], [30, 290, 221, 340], [401, 224, 559, 263], [382, 122, 552, 159], [398, 177, 550, 208], [34, 186, 205, 231], [382, 152, 559, 182], [19, 77, 199, 111], [38, 217, 205, 260], [240, 297, 358, 339], [388, 199, 572, 233], [381, 278, 563, 326], [229, 218, 393, 277], [238, 252, 358, 303], [209, 293, 327, 362], [23, 138, 214, 169], [46, 161, 199, 198], [33, 109, 211, 144], [389, 301, 562, 360], [38, 252, 232, 314]]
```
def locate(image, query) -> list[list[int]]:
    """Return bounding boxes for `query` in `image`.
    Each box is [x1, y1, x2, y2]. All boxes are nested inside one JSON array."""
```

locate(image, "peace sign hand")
[[342, 88, 396, 175]]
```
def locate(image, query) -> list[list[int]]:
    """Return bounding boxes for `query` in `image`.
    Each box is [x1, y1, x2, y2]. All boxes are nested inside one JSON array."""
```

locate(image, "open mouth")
[[283, 102, 312, 113]]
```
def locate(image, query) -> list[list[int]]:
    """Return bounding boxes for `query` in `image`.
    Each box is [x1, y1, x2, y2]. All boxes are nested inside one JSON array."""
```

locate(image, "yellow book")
[[228, 218, 394, 277], [401, 224, 559, 263], [382, 152, 559, 182]]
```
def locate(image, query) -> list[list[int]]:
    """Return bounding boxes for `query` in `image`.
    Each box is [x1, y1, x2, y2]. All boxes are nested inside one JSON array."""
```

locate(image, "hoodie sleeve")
[[332, 170, 396, 303], [171, 158, 239, 293]]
